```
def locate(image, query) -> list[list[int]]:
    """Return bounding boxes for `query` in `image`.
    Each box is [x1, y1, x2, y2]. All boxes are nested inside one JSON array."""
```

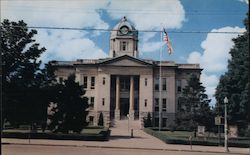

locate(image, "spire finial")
[[122, 16, 127, 21]]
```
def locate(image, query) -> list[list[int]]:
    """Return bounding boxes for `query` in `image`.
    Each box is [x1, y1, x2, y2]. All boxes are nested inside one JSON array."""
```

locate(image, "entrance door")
[[120, 98, 129, 119]]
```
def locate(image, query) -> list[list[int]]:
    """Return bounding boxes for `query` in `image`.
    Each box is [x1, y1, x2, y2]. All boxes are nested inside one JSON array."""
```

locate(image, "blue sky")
[[1, 0, 249, 105]]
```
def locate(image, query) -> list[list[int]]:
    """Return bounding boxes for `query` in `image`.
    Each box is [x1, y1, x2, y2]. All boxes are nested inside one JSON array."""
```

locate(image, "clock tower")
[[109, 17, 139, 58]]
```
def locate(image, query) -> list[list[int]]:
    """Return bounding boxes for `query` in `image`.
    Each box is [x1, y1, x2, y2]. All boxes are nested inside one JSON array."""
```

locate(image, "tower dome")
[[109, 17, 139, 58], [110, 16, 138, 39]]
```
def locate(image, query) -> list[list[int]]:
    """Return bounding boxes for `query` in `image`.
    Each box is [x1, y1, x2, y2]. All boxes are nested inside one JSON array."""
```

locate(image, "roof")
[[50, 55, 201, 70]]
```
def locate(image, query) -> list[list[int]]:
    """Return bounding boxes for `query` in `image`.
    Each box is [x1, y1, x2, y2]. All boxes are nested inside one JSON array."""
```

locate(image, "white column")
[[115, 76, 120, 120], [129, 76, 134, 120]]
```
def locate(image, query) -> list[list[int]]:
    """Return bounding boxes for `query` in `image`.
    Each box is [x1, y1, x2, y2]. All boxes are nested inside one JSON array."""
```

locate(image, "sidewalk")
[[2, 128, 250, 154]]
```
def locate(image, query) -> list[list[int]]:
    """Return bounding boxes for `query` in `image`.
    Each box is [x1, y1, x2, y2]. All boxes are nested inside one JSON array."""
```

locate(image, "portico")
[[114, 75, 139, 120]]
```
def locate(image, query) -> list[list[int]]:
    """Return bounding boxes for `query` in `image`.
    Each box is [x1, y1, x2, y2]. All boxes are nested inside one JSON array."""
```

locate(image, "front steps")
[[112, 119, 142, 130]]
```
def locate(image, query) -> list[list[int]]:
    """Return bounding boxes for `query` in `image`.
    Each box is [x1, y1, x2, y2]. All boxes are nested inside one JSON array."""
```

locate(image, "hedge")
[[2, 129, 111, 141], [144, 128, 250, 148]]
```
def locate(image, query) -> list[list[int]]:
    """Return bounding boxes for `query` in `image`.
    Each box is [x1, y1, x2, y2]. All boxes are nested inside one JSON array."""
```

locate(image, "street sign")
[[215, 116, 224, 125], [197, 126, 205, 137], [229, 126, 238, 138]]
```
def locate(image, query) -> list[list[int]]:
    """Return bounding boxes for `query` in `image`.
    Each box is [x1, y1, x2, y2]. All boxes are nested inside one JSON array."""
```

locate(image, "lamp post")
[[127, 114, 130, 134], [224, 97, 229, 152]]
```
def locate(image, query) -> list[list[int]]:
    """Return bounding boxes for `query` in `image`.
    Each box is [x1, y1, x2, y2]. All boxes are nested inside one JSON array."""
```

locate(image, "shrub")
[[98, 112, 104, 126], [2, 128, 111, 141]]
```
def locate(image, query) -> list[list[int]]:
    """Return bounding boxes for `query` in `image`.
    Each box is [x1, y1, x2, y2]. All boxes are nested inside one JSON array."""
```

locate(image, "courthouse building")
[[51, 17, 201, 127]]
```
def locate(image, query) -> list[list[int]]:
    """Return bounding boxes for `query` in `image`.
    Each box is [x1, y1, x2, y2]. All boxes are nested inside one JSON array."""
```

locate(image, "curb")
[[2, 142, 249, 155]]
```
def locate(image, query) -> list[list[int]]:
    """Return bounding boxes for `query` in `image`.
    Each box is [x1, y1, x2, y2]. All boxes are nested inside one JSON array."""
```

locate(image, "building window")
[[177, 80, 181, 93], [162, 78, 167, 91], [102, 98, 105, 106], [154, 98, 159, 112], [90, 97, 94, 108], [162, 98, 167, 112], [91, 76, 95, 89], [59, 77, 63, 84], [103, 77, 106, 85], [113, 50, 115, 57], [154, 78, 159, 91], [83, 76, 88, 88], [144, 99, 147, 107], [120, 41, 128, 51], [145, 78, 147, 86]]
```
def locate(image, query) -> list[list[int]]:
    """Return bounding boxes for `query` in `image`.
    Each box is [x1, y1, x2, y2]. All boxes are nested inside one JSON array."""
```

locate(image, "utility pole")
[[224, 97, 229, 152], [158, 28, 163, 131], [218, 101, 221, 146]]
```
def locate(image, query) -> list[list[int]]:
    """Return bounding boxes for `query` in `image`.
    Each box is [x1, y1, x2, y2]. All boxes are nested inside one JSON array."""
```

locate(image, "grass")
[[159, 131, 193, 137], [81, 128, 105, 134], [144, 128, 250, 148]]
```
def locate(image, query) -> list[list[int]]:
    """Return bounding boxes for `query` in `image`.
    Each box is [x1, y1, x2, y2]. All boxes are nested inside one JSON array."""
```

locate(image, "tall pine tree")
[[47, 75, 89, 133], [176, 74, 213, 131], [215, 13, 249, 129]]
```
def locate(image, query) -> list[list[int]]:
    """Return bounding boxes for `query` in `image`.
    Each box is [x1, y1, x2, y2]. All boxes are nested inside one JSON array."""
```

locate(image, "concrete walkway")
[[2, 127, 250, 154]]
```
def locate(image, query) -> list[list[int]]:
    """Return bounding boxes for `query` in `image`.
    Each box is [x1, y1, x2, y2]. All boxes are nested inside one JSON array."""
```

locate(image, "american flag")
[[163, 29, 173, 55]]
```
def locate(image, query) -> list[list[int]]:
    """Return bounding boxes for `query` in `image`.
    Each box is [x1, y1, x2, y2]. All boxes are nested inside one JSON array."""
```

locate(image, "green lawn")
[[144, 128, 250, 148], [81, 128, 105, 134], [159, 131, 193, 138]]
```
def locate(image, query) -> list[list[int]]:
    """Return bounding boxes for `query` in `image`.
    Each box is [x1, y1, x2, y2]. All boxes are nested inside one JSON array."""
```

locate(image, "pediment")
[[99, 55, 152, 67]]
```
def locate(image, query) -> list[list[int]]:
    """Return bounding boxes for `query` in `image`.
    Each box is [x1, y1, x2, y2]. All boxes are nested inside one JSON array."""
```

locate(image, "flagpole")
[[159, 27, 163, 131]]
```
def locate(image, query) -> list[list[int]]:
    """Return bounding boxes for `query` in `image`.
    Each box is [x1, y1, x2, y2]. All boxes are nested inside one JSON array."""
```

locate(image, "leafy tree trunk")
[[1, 19, 46, 126], [215, 13, 249, 132]]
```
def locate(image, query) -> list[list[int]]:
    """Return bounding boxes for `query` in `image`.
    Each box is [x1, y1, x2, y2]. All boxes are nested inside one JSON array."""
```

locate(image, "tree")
[[176, 74, 213, 131], [1, 19, 46, 126], [1, 19, 46, 87], [48, 75, 89, 133], [215, 13, 249, 131], [98, 112, 104, 126]]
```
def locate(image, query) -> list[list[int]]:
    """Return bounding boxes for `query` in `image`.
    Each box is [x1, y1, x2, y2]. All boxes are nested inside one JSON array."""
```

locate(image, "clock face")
[[120, 26, 129, 34]]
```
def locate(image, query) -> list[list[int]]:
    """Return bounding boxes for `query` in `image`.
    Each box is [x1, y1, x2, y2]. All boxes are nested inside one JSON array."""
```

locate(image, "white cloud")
[[187, 26, 245, 105], [141, 32, 157, 42], [36, 30, 107, 63], [1, 0, 186, 61], [141, 41, 164, 53], [200, 73, 219, 96], [188, 26, 245, 73], [106, 0, 185, 54], [238, 0, 249, 4], [106, 0, 185, 30], [1, 1, 109, 28], [1, 1, 110, 62], [57, 38, 107, 60], [187, 51, 201, 64]]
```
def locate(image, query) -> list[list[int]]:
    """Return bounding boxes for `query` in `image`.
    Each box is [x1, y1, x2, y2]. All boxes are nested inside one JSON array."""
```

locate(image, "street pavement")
[[2, 144, 245, 155], [2, 125, 250, 155]]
